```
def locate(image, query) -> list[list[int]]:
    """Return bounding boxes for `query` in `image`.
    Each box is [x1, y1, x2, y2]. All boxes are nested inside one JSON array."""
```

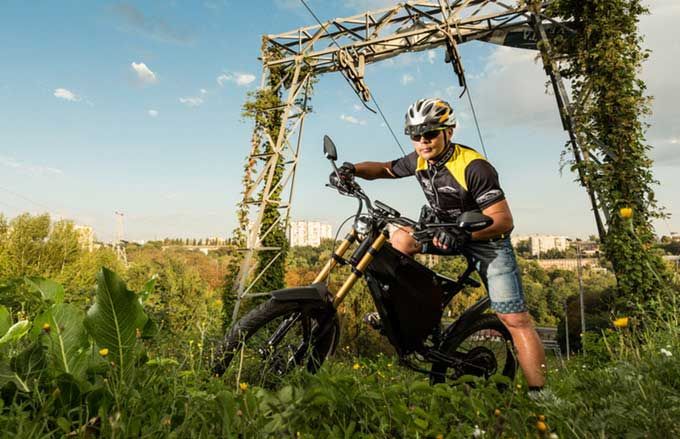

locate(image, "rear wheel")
[[213, 299, 338, 388], [430, 314, 516, 386]]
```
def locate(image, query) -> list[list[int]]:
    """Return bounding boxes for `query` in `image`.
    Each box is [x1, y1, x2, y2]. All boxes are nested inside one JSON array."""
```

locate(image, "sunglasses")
[[410, 129, 444, 142]]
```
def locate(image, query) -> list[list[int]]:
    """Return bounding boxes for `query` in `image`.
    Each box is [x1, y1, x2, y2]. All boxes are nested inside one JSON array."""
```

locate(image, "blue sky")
[[1, 0, 678, 242]]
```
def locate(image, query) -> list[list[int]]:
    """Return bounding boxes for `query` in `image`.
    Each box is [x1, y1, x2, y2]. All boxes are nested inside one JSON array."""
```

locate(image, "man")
[[337, 98, 546, 390]]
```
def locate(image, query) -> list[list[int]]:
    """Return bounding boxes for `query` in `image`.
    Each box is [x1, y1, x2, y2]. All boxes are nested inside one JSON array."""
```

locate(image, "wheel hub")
[[461, 346, 497, 377]]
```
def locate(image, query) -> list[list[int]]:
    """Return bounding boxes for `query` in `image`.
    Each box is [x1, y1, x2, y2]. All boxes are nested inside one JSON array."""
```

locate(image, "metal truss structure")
[[231, 0, 608, 319]]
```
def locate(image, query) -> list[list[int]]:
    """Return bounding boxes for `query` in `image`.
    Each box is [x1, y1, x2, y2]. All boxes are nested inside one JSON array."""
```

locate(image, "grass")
[[1, 308, 679, 438]]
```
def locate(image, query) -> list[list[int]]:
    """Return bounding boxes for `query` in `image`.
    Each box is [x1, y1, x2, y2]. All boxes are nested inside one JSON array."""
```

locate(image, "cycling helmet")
[[404, 98, 456, 136]]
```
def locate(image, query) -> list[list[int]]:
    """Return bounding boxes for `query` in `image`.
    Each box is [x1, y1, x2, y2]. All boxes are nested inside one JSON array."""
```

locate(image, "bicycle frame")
[[306, 220, 490, 361]]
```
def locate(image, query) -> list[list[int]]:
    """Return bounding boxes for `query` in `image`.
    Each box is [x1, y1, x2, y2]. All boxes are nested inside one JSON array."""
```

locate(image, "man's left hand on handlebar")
[[432, 227, 470, 251], [329, 162, 356, 189]]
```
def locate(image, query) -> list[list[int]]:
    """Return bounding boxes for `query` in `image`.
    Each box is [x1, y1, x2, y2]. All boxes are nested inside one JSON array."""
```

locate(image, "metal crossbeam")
[[264, 1, 553, 74]]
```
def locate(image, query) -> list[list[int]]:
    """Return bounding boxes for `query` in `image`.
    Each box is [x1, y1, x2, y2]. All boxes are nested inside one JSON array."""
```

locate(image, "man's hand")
[[337, 162, 355, 181], [329, 162, 355, 187], [432, 227, 470, 251]]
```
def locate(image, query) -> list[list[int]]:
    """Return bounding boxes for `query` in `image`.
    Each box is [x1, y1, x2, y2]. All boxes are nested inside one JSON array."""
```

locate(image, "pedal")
[[363, 312, 383, 331]]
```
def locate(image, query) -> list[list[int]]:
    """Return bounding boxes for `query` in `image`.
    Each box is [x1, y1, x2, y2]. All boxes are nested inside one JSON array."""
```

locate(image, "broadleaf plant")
[[84, 268, 149, 382], [32, 304, 89, 379], [25, 277, 65, 304]]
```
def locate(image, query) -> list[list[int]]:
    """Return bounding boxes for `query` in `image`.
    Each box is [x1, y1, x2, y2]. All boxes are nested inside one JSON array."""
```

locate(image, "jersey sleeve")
[[389, 151, 418, 178], [465, 159, 506, 210]]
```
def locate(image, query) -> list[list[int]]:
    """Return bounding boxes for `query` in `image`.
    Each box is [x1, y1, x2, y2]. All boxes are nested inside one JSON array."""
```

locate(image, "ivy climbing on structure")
[[551, 0, 671, 312]]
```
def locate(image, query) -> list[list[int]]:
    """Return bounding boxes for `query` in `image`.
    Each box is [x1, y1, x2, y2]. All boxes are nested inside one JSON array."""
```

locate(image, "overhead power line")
[[300, 0, 407, 157]]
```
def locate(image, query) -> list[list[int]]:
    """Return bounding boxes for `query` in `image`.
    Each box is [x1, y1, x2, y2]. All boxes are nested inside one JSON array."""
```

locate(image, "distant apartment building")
[[511, 234, 569, 257], [74, 225, 94, 252], [288, 220, 333, 247]]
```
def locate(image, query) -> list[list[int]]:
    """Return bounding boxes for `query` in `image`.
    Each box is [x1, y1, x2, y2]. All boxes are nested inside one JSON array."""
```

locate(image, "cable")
[[370, 95, 407, 156], [0, 185, 54, 212], [437, 2, 489, 159], [326, 213, 357, 286], [463, 84, 489, 159], [299, 0, 407, 157]]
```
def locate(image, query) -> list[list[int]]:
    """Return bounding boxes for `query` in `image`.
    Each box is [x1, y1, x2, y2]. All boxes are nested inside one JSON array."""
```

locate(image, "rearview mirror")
[[323, 135, 338, 161], [458, 211, 493, 232]]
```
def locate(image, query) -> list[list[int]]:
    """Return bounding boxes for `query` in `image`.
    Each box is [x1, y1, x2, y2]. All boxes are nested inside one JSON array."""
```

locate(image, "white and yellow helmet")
[[404, 98, 456, 136]]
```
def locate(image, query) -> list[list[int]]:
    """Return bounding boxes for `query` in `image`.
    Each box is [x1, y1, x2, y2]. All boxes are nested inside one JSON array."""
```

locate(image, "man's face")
[[410, 127, 452, 161]]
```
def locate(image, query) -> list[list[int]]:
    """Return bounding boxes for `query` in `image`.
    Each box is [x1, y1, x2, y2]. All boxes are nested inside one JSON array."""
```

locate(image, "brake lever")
[[410, 228, 434, 244]]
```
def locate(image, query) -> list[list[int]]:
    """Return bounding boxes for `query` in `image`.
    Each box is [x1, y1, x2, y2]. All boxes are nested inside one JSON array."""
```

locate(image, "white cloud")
[[340, 114, 366, 125], [53, 88, 80, 102], [200, 88, 207, 94], [148, 109, 159, 117], [468, 46, 558, 129], [353, 104, 362, 111], [217, 72, 256, 87], [131, 62, 158, 84], [0, 155, 63, 176], [179, 96, 204, 107], [401, 73, 414, 85], [427, 50, 437, 64]]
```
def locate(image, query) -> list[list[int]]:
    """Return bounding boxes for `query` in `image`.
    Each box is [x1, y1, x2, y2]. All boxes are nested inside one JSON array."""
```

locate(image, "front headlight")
[[354, 214, 373, 237]]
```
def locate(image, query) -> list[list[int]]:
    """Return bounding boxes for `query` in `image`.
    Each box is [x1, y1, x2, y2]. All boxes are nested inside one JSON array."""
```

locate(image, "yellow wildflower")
[[239, 382, 249, 391], [538, 414, 546, 421], [99, 348, 109, 357], [42, 323, 51, 333], [619, 207, 633, 219], [536, 421, 548, 432], [494, 408, 501, 417], [436, 435, 444, 439], [613, 317, 629, 328], [353, 363, 361, 370]]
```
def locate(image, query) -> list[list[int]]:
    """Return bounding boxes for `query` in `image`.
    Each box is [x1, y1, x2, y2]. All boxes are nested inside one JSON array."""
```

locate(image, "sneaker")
[[527, 387, 560, 404], [363, 312, 383, 331]]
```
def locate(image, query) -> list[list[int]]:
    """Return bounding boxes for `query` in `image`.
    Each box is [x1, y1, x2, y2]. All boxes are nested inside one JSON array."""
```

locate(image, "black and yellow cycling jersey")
[[389, 143, 505, 221]]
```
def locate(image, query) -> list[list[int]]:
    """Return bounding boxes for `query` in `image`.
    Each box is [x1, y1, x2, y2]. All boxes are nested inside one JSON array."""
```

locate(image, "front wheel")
[[212, 299, 338, 387], [430, 314, 517, 386]]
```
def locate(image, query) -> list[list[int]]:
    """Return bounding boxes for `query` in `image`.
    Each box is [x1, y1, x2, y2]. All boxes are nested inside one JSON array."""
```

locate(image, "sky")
[[0, 0, 678, 243]]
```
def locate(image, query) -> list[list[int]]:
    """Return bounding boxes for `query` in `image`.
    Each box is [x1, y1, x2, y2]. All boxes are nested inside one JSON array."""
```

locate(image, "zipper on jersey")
[[429, 165, 441, 212]]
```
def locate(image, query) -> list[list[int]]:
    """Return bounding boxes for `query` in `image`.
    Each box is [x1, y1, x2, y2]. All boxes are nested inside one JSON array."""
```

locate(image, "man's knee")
[[390, 228, 420, 255], [496, 311, 534, 330]]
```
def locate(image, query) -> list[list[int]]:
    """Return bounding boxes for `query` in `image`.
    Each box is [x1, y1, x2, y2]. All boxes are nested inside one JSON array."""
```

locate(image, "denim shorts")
[[422, 237, 527, 314]]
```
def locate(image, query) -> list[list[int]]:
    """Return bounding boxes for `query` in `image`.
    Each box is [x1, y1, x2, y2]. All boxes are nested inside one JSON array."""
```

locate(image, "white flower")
[[472, 425, 485, 438], [549, 434, 559, 439], [660, 348, 672, 357]]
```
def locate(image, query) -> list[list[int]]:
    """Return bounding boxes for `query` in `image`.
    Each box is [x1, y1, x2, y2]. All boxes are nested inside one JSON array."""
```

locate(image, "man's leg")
[[496, 311, 546, 388], [465, 238, 546, 389]]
